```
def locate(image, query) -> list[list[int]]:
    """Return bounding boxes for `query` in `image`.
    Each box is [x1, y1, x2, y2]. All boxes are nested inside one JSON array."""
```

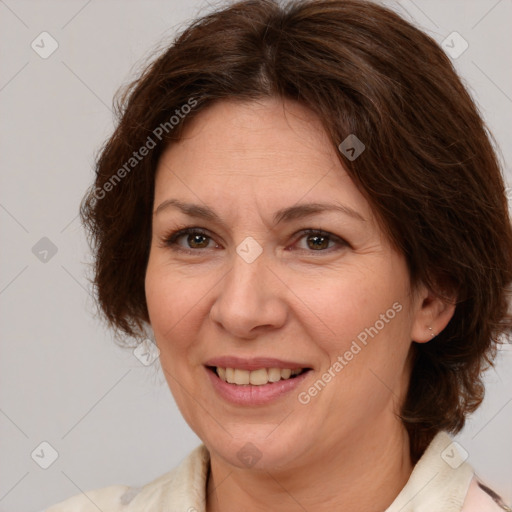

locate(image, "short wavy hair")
[[80, 0, 512, 462]]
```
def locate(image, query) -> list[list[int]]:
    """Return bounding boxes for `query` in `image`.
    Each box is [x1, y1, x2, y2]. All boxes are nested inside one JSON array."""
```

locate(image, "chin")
[[201, 423, 313, 472]]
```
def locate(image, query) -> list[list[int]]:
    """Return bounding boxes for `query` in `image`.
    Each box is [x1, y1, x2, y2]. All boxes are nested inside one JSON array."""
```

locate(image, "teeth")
[[215, 367, 304, 385], [249, 368, 268, 385], [234, 368, 250, 385], [281, 369, 292, 379], [268, 367, 282, 383]]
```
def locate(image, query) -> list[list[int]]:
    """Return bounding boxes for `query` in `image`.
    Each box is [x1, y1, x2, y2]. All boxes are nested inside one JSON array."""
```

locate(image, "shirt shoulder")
[[40, 444, 209, 512]]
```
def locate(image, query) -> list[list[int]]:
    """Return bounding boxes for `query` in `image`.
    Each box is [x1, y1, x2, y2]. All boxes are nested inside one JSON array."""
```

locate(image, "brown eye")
[[305, 233, 330, 250], [163, 228, 217, 252], [186, 233, 210, 249], [294, 229, 347, 253]]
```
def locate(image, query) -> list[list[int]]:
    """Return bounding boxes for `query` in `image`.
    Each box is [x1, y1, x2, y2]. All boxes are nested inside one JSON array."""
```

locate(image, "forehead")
[[153, 97, 371, 220]]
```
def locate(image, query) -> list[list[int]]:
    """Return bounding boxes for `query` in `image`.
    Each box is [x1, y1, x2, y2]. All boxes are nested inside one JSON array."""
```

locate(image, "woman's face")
[[145, 97, 430, 470]]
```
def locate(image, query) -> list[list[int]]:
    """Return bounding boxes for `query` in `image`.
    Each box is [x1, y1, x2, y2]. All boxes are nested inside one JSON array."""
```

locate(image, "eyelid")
[[160, 226, 349, 253], [293, 229, 348, 251], [160, 227, 218, 252]]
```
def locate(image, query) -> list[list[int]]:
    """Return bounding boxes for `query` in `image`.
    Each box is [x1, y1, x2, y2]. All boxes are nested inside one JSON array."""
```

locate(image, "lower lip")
[[206, 367, 311, 406]]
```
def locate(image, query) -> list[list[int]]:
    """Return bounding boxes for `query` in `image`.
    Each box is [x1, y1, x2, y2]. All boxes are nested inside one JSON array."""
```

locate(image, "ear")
[[410, 283, 457, 343]]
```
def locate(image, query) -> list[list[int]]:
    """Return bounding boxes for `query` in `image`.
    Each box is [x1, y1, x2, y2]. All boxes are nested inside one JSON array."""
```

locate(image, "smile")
[[205, 363, 312, 406], [211, 366, 307, 386]]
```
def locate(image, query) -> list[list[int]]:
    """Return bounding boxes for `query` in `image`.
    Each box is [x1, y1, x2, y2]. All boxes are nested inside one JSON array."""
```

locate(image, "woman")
[[44, 0, 512, 510]]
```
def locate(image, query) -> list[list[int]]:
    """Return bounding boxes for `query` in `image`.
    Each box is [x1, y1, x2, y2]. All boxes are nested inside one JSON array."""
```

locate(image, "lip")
[[204, 356, 310, 371], [205, 365, 312, 406]]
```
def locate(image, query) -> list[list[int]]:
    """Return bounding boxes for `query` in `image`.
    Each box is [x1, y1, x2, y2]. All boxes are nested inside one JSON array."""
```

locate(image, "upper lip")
[[204, 356, 311, 371]]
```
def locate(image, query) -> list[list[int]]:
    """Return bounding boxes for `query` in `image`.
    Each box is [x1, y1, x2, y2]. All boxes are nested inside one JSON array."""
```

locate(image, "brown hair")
[[80, 0, 512, 462]]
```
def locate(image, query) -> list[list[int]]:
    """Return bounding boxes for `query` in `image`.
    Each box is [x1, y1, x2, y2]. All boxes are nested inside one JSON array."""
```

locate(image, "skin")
[[145, 97, 455, 512]]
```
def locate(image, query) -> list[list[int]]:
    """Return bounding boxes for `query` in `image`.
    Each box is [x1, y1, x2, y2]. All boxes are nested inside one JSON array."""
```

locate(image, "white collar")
[[385, 431, 473, 511]]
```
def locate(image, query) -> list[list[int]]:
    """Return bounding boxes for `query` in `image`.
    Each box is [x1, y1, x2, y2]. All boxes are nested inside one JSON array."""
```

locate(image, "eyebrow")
[[154, 198, 366, 225]]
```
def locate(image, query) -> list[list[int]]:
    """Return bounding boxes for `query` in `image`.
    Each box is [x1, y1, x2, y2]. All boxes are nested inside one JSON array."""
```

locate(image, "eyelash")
[[160, 227, 349, 255]]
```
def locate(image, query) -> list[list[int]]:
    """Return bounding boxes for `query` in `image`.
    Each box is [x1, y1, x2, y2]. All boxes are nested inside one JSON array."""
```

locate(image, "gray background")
[[1, 1, 511, 511]]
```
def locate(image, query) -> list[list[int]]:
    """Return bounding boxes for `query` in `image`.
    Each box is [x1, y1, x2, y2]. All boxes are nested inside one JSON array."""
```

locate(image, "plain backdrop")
[[1, 1, 511, 511]]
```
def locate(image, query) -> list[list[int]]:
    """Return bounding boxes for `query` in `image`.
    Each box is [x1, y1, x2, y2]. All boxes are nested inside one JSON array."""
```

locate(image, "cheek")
[[297, 265, 406, 344], [301, 263, 413, 403], [145, 260, 198, 353], [145, 264, 204, 410], [145, 256, 222, 379]]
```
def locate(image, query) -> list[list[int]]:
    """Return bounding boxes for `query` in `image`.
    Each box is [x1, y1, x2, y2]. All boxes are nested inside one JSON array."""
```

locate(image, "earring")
[[428, 326, 436, 339]]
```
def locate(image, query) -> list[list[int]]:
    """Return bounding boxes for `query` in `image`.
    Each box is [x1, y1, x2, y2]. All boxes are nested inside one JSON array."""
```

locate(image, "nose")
[[209, 249, 288, 339]]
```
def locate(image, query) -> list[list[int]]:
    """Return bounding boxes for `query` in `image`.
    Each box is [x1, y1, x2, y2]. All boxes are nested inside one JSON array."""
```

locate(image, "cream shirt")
[[43, 431, 509, 511]]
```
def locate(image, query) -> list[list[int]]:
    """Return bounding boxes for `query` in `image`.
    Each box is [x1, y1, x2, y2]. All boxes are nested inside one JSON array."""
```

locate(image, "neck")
[[206, 420, 413, 512]]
